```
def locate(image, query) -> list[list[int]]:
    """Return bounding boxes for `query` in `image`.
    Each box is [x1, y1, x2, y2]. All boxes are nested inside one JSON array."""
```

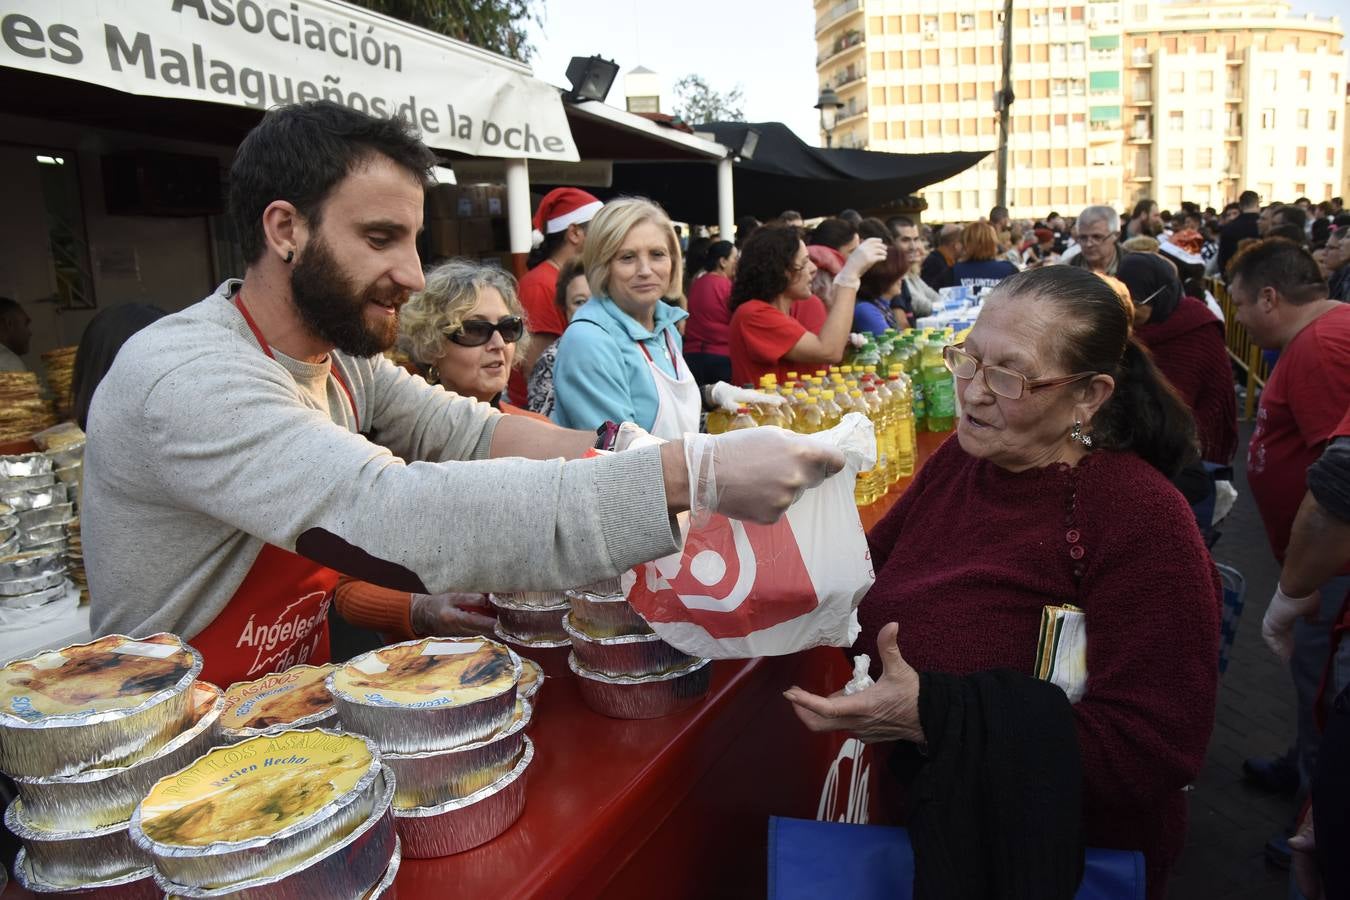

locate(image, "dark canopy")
[[575, 121, 988, 223]]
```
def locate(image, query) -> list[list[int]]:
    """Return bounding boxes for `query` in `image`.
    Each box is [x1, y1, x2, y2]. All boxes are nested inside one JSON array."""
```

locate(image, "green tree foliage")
[[349, 0, 542, 62], [672, 74, 746, 126]]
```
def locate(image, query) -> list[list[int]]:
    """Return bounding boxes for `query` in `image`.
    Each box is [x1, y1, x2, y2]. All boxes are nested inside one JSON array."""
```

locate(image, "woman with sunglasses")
[[784, 266, 1220, 899], [1117, 252, 1237, 465], [334, 261, 546, 644]]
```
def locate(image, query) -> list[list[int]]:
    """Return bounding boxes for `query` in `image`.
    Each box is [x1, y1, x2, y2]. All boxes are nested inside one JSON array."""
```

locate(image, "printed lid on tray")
[[331, 637, 517, 708], [220, 664, 336, 731]]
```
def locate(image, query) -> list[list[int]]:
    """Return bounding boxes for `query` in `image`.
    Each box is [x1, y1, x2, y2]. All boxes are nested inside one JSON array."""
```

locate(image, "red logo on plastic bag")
[[628, 513, 817, 638]]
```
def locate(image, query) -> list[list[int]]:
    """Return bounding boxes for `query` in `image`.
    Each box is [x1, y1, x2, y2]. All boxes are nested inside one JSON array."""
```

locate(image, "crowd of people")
[[7, 97, 1348, 899]]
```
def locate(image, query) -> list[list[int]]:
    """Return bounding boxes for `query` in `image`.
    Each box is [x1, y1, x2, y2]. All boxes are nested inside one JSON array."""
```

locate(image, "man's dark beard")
[[290, 236, 402, 357]]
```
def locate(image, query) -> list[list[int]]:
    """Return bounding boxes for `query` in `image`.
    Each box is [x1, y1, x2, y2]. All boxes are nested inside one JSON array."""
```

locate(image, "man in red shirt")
[[1228, 238, 1350, 824], [508, 187, 602, 406]]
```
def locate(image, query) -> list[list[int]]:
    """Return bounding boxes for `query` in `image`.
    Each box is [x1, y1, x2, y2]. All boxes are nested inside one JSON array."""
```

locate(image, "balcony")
[[833, 68, 867, 90], [1225, 128, 1242, 141], [817, 29, 864, 66], [815, 0, 861, 36], [1129, 128, 1152, 143], [836, 105, 869, 125]]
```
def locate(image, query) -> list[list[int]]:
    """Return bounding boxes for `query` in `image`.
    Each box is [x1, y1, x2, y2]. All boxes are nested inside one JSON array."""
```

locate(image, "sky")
[[525, 0, 1348, 148]]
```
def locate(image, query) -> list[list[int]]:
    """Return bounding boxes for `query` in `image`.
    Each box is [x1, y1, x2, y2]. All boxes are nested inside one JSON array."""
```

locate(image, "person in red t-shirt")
[[727, 226, 886, 386], [1228, 237, 1350, 822], [508, 187, 603, 406]]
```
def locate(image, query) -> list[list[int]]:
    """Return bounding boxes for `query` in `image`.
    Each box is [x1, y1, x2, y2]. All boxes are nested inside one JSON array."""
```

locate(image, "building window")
[[959, 13, 975, 29], [1070, 79, 1085, 96], [922, 15, 938, 34], [1294, 182, 1306, 195], [961, 46, 976, 65], [1295, 147, 1308, 166], [1051, 43, 1067, 63], [962, 82, 977, 101], [1132, 77, 1150, 102], [1329, 148, 1337, 167], [1197, 71, 1213, 93], [1196, 147, 1213, 168], [1297, 109, 1309, 129], [1052, 79, 1068, 97], [1168, 71, 1184, 93], [1054, 113, 1068, 126], [1263, 70, 1277, 92], [1331, 74, 1341, 94], [1267, 146, 1276, 167], [1198, 109, 1213, 130], [1090, 70, 1121, 93], [1329, 110, 1338, 131], [980, 45, 995, 65], [1069, 42, 1085, 61], [1050, 8, 1066, 26], [1168, 110, 1184, 131], [1167, 148, 1184, 169], [1261, 108, 1276, 128], [1164, 36, 1178, 53], [1298, 70, 1311, 92]]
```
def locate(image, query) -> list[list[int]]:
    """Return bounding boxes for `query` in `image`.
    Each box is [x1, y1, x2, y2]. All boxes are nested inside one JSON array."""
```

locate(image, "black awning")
[[594, 121, 988, 223]]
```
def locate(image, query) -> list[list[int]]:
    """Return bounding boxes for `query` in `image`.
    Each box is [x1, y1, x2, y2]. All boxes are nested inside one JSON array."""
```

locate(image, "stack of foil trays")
[[129, 728, 400, 898], [489, 589, 572, 676], [328, 636, 536, 859], [0, 633, 221, 897], [0, 453, 78, 628], [563, 581, 712, 719]]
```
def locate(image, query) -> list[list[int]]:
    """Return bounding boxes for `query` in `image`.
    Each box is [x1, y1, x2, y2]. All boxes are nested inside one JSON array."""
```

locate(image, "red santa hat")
[[532, 188, 603, 248]]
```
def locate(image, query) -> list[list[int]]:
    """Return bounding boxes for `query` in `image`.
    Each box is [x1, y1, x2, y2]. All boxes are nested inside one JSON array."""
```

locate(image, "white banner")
[[0, 0, 579, 161]]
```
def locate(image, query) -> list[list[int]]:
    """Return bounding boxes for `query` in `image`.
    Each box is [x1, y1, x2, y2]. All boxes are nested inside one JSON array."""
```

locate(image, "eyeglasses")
[[942, 343, 1095, 400], [1077, 232, 1116, 245], [444, 315, 524, 347]]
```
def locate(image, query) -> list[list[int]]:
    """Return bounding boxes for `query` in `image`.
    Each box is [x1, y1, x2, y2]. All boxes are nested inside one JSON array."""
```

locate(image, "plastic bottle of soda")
[[796, 397, 825, 434], [921, 340, 956, 432], [860, 385, 891, 498], [727, 406, 757, 431], [908, 342, 928, 430]]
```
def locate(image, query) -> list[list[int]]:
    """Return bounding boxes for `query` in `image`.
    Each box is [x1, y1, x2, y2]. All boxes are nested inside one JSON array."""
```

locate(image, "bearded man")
[[83, 102, 840, 685]]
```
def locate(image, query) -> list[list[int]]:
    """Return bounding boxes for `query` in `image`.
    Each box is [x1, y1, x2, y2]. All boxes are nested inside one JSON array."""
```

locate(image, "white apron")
[[638, 331, 701, 440]]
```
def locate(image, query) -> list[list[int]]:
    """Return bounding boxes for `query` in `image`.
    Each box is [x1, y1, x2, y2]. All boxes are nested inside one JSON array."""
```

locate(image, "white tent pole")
[[505, 158, 532, 277], [717, 156, 735, 241]]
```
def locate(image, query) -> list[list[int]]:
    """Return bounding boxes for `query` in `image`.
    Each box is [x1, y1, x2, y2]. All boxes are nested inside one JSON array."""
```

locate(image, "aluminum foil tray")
[[492, 625, 573, 679], [0, 578, 67, 611], [0, 472, 56, 493], [562, 613, 695, 678], [0, 633, 203, 777], [364, 836, 401, 899], [17, 502, 75, 529], [569, 654, 712, 720], [0, 566, 67, 596], [130, 729, 383, 890], [153, 765, 397, 900], [572, 576, 623, 597], [45, 443, 86, 467], [329, 637, 520, 754], [563, 590, 652, 638], [517, 657, 543, 703], [13, 682, 226, 832], [383, 698, 532, 809], [492, 589, 569, 609], [0, 453, 53, 477], [21, 521, 75, 549], [488, 593, 569, 642], [394, 735, 533, 859], [5, 799, 154, 886], [0, 482, 66, 511], [0, 545, 66, 580], [219, 664, 338, 741], [13, 849, 160, 899], [54, 462, 83, 485]]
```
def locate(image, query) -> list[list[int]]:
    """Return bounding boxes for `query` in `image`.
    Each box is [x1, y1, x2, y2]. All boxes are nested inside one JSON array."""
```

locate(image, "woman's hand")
[[783, 622, 925, 744], [837, 238, 890, 283]]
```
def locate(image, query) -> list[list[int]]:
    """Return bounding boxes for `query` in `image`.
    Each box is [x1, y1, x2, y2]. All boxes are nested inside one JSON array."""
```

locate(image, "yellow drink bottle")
[[728, 406, 757, 431], [796, 398, 825, 434], [705, 407, 730, 434], [887, 370, 917, 478], [818, 390, 844, 429], [859, 386, 888, 502]]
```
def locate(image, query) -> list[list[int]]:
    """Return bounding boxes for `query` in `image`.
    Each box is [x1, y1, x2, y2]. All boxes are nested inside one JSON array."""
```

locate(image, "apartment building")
[[814, 0, 1345, 222]]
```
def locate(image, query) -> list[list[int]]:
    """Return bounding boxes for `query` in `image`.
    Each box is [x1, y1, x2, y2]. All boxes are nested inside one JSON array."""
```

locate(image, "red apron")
[[188, 295, 359, 687]]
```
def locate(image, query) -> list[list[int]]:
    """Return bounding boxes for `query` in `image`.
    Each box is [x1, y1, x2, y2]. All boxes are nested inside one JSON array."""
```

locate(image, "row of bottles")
[[848, 327, 959, 434], [705, 365, 921, 506]]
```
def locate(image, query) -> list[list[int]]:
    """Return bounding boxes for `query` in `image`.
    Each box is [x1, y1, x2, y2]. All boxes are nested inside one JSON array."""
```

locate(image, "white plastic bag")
[[622, 414, 876, 658]]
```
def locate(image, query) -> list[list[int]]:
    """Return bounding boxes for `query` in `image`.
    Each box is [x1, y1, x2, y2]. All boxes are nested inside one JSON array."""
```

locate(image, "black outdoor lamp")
[[815, 87, 845, 148], [565, 55, 620, 103]]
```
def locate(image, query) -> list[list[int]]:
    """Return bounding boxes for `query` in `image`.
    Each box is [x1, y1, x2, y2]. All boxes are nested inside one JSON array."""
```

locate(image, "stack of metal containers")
[[328, 636, 537, 859], [563, 579, 712, 719], [0, 633, 224, 897], [33, 425, 88, 602], [489, 588, 572, 675], [0, 452, 79, 628]]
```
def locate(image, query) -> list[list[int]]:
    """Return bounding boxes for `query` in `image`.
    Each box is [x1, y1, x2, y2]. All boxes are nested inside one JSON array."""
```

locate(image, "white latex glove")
[[410, 592, 496, 638], [709, 382, 785, 413], [837, 237, 890, 282], [1261, 584, 1320, 661], [614, 421, 666, 451], [684, 426, 845, 525], [848, 333, 868, 348]]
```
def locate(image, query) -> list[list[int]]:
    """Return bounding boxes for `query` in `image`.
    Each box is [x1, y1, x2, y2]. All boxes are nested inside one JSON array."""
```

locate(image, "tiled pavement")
[[1169, 420, 1299, 900]]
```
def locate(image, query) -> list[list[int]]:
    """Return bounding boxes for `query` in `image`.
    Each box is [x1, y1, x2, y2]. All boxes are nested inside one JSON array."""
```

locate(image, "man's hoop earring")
[[284, 250, 294, 264]]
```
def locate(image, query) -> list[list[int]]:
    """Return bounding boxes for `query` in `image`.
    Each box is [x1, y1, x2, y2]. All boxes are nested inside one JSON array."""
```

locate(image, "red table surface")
[[0, 429, 953, 900]]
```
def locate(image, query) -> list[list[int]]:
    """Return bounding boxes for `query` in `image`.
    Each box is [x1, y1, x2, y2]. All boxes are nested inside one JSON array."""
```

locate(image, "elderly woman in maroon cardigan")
[[1117, 251, 1238, 464], [786, 266, 1220, 899]]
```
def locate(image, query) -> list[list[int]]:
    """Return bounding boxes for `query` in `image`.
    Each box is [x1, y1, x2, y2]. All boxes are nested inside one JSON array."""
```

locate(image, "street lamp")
[[815, 87, 845, 148]]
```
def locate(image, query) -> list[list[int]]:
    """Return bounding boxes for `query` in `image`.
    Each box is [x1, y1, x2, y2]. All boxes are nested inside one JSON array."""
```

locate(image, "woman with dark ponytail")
[[785, 265, 1219, 899]]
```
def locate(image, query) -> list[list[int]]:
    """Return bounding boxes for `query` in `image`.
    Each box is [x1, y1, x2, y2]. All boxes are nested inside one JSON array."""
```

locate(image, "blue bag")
[[767, 816, 1145, 900]]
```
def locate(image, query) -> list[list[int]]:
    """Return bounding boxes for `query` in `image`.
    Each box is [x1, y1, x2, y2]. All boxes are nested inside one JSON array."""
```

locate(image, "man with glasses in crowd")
[[1065, 205, 1123, 276]]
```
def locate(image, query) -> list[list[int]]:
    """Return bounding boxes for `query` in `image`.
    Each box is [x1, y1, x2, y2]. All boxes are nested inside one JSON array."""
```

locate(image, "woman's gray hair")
[[1077, 205, 1121, 234], [399, 259, 530, 367]]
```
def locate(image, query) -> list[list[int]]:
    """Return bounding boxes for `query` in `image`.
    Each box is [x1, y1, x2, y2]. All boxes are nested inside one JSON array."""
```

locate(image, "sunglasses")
[[445, 315, 524, 347], [943, 343, 1095, 400]]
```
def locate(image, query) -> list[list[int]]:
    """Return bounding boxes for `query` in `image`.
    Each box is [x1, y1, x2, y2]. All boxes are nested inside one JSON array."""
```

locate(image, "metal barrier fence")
[[1210, 278, 1268, 421]]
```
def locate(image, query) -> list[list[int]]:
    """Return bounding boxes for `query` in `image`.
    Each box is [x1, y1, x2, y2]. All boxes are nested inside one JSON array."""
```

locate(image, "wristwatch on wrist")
[[594, 420, 622, 452]]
